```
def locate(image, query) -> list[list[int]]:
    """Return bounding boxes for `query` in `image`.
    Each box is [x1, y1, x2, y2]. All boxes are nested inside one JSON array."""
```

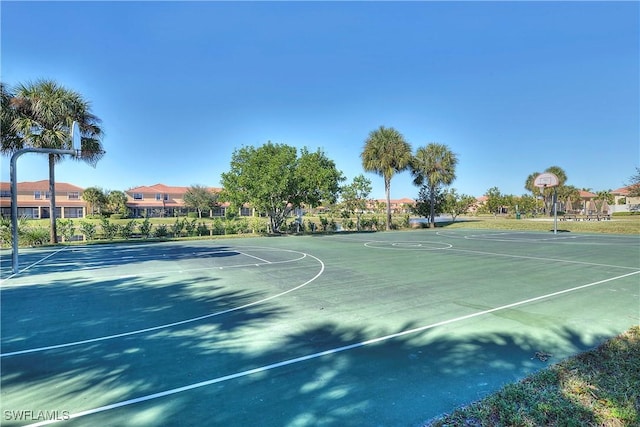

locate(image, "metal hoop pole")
[[10, 148, 77, 274]]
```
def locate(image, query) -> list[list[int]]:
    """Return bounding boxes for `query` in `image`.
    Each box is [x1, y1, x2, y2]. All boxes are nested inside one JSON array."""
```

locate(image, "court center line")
[[24, 269, 640, 427], [0, 250, 323, 358]]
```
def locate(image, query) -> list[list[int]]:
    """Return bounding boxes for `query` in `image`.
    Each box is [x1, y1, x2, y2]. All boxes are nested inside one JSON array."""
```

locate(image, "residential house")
[[366, 198, 416, 214], [0, 180, 86, 219], [611, 185, 640, 213], [125, 183, 253, 218]]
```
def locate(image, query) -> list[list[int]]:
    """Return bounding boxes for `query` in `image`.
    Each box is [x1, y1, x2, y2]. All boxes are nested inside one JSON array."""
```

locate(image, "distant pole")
[[553, 187, 558, 234], [10, 147, 77, 274]]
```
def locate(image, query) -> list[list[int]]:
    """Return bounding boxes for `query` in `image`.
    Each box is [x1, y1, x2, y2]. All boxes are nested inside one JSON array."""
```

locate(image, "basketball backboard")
[[71, 121, 81, 157], [533, 172, 559, 188]]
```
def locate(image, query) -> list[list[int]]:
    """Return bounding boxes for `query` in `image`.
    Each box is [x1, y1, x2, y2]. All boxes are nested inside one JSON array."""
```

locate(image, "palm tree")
[[411, 143, 458, 228], [525, 166, 568, 215], [1, 79, 104, 243], [361, 126, 412, 230]]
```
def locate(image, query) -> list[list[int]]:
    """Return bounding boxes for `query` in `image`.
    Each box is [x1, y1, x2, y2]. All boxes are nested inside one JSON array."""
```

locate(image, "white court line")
[[24, 269, 640, 427], [0, 247, 68, 283], [0, 248, 306, 288], [0, 249, 323, 358], [444, 247, 640, 270], [237, 250, 272, 264]]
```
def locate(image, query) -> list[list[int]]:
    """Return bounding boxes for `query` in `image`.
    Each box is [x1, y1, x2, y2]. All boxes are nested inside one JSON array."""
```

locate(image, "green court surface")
[[1, 229, 638, 426]]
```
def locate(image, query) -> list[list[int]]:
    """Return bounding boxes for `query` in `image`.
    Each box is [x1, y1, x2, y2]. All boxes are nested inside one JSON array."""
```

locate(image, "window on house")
[[68, 192, 79, 200], [34, 191, 42, 199], [155, 193, 162, 201], [133, 193, 143, 200], [45, 191, 51, 199], [1, 190, 11, 198]]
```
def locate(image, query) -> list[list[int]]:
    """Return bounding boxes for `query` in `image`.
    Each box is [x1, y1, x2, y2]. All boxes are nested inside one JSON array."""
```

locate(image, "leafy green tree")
[[1, 79, 104, 243], [515, 194, 539, 216], [442, 189, 476, 222], [340, 174, 372, 231], [82, 186, 107, 216], [484, 187, 504, 215], [413, 185, 445, 223], [106, 190, 128, 216], [184, 185, 218, 218], [556, 185, 581, 213], [361, 126, 412, 231], [410, 143, 458, 228], [220, 142, 344, 233], [627, 167, 640, 197], [596, 190, 614, 212]]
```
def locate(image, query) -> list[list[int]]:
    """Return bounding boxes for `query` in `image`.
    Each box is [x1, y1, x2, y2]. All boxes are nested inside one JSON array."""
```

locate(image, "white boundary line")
[[24, 269, 640, 427], [364, 240, 453, 250], [444, 247, 640, 271], [0, 247, 306, 287], [0, 248, 324, 358], [334, 233, 636, 271], [435, 230, 640, 245], [0, 247, 68, 283]]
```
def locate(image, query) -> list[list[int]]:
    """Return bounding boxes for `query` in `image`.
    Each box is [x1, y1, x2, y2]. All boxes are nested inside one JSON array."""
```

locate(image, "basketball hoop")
[[533, 172, 560, 234], [533, 172, 559, 189]]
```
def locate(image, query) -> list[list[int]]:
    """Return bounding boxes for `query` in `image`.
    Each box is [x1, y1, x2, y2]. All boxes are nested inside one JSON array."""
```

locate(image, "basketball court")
[[1, 229, 638, 426]]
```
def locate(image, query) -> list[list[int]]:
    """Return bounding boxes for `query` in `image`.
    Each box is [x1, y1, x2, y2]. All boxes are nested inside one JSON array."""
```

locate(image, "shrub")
[[139, 218, 152, 238], [119, 219, 137, 239], [57, 219, 76, 242], [184, 218, 198, 236], [22, 226, 49, 246], [100, 218, 119, 240], [171, 218, 185, 237], [153, 224, 169, 238], [197, 222, 210, 236], [110, 213, 124, 220], [211, 218, 225, 235], [0, 215, 28, 247], [79, 221, 97, 241], [249, 217, 268, 234]]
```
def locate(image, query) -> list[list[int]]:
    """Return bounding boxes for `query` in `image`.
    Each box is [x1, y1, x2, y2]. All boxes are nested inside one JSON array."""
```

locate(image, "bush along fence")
[[0, 217, 266, 247], [1, 213, 398, 248]]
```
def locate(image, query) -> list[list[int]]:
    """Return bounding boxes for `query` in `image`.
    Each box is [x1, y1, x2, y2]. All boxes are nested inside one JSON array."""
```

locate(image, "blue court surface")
[[1, 229, 638, 426]]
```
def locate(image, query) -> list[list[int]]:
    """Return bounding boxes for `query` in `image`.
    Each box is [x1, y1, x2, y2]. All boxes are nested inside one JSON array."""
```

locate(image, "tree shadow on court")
[[223, 321, 619, 427], [2, 312, 623, 427], [8, 243, 241, 276], [2, 240, 636, 426]]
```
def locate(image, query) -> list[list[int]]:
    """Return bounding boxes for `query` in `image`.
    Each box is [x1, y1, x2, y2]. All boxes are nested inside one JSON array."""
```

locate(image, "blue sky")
[[1, 1, 638, 200]]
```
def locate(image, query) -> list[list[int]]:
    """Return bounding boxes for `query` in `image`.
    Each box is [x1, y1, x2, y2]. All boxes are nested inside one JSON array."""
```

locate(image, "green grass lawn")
[[441, 214, 640, 235], [426, 326, 640, 427]]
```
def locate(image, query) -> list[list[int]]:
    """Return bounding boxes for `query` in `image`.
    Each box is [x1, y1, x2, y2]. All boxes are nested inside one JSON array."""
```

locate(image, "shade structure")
[[565, 198, 573, 213]]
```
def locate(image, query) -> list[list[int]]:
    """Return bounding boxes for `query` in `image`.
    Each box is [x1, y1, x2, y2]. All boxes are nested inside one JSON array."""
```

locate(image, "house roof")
[[579, 190, 597, 198], [126, 183, 222, 194], [0, 180, 84, 192], [611, 185, 633, 195]]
